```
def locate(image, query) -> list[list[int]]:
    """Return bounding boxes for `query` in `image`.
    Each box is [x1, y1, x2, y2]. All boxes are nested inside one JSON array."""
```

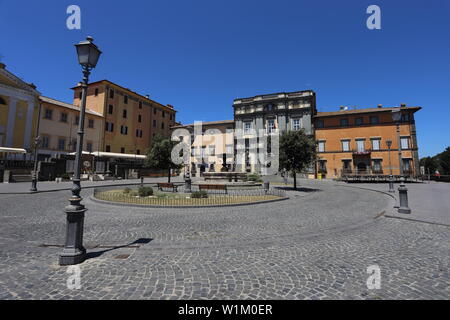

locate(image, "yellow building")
[[37, 96, 104, 160], [0, 63, 40, 160], [171, 120, 235, 177], [71, 80, 177, 156]]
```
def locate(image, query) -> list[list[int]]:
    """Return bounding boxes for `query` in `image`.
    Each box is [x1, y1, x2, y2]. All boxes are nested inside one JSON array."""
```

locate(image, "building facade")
[[314, 105, 421, 179], [0, 63, 40, 160], [171, 120, 235, 177], [38, 96, 104, 160], [233, 90, 316, 173], [72, 80, 177, 156]]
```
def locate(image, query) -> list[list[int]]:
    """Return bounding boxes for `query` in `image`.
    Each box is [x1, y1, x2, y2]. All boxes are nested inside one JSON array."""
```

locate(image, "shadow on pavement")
[[86, 238, 153, 260]]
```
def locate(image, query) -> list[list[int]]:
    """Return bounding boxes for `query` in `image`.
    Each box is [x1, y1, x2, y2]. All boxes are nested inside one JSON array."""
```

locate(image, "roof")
[[314, 106, 421, 118], [0, 147, 27, 154], [171, 120, 234, 129], [39, 96, 103, 117], [71, 79, 177, 113], [234, 90, 315, 103], [68, 151, 146, 160]]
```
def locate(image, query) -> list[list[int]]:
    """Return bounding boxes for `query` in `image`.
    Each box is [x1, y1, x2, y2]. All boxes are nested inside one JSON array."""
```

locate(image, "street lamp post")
[[386, 139, 394, 193], [59, 36, 102, 266], [30, 102, 42, 192]]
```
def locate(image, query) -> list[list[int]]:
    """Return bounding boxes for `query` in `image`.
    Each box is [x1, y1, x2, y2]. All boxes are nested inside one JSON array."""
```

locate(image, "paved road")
[[0, 179, 448, 299]]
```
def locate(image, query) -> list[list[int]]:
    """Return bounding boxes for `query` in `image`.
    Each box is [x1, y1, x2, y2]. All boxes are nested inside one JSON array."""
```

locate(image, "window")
[[265, 104, 273, 111], [161, 122, 165, 129], [370, 116, 379, 124], [106, 145, 111, 152], [57, 138, 66, 151], [340, 118, 349, 126], [342, 160, 352, 172], [109, 89, 114, 99], [120, 147, 125, 154], [318, 141, 325, 152], [88, 119, 94, 129], [170, 114, 173, 121], [371, 139, 381, 151], [373, 159, 382, 173], [162, 111, 165, 118], [138, 114, 142, 123], [401, 113, 410, 122], [79, 92, 82, 100], [124, 95, 128, 104], [108, 105, 113, 114], [403, 159, 411, 172], [0, 96, 6, 105], [105, 122, 114, 132], [94, 88, 99, 96], [136, 129, 143, 138], [355, 117, 364, 126], [356, 140, 365, 152], [44, 109, 53, 120], [139, 101, 142, 109], [153, 108, 157, 115], [120, 125, 128, 135], [86, 142, 93, 152], [60, 112, 68, 123], [153, 120, 156, 127], [316, 120, 324, 128], [318, 160, 327, 173], [401, 137, 410, 149], [292, 118, 301, 131], [41, 136, 49, 148], [74, 116, 79, 125], [341, 140, 350, 152], [136, 149, 140, 155], [244, 122, 252, 134], [267, 119, 275, 133], [123, 109, 127, 118]]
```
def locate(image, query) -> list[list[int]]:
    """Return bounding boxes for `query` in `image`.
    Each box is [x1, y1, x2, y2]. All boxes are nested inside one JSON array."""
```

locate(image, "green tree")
[[279, 129, 317, 190], [145, 135, 182, 183], [438, 147, 450, 175], [419, 156, 438, 175]]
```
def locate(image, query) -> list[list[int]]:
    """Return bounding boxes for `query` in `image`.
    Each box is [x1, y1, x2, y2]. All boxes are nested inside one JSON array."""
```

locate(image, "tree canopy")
[[279, 129, 317, 189], [145, 135, 183, 182]]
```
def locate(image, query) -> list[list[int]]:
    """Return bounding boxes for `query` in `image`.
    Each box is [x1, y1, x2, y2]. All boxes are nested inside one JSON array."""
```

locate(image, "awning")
[[0, 147, 27, 154], [68, 151, 146, 160]]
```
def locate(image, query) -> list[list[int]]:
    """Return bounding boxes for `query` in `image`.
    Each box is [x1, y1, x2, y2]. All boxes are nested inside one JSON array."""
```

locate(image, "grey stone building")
[[233, 90, 316, 174]]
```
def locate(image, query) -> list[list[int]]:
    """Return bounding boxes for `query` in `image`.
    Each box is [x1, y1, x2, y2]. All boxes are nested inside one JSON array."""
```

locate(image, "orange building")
[[71, 80, 177, 155], [314, 104, 421, 179]]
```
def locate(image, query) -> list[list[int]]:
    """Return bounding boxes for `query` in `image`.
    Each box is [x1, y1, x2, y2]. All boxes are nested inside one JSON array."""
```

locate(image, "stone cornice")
[[0, 68, 40, 96]]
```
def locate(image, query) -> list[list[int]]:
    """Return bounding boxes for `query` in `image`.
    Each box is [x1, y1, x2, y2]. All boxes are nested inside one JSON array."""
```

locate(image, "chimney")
[[0, 63, 5, 69], [377, 104, 383, 108], [400, 103, 406, 107], [145, 95, 150, 99], [339, 105, 345, 111], [167, 104, 174, 109]]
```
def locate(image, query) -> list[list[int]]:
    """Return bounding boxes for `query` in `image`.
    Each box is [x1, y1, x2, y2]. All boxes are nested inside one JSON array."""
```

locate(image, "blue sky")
[[1, 0, 449, 157]]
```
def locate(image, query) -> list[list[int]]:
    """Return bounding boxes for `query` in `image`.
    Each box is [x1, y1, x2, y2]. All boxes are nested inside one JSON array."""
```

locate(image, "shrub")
[[247, 173, 263, 182], [191, 191, 208, 198], [138, 186, 153, 197], [61, 173, 71, 180], [123, 187, 131, 194]]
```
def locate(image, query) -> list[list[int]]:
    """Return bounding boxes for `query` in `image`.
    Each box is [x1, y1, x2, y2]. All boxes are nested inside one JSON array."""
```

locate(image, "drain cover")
[[114, 254, 130, 259]]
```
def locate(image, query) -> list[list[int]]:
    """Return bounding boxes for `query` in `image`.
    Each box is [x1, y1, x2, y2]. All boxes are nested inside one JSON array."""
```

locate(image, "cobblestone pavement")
[[0, 180, 448, 300]]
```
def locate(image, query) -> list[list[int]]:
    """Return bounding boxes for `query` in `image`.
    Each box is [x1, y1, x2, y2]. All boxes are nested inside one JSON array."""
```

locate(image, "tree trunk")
[[168, 168, 171, 183], [293, 172, 297, 190]]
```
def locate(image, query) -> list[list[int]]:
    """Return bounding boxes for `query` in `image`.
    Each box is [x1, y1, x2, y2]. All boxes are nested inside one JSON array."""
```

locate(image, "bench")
[[198, 184, 227, 194], [157, 182, 178, 192]]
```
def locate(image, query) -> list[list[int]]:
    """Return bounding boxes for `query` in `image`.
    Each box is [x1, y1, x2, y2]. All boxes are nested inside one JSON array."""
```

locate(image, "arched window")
[[0, 97, 6, 105]]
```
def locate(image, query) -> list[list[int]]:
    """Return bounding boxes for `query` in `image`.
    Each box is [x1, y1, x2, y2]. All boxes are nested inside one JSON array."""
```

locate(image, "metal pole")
[[59, 66, 90, 266], [30, 102, 42, 192]]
